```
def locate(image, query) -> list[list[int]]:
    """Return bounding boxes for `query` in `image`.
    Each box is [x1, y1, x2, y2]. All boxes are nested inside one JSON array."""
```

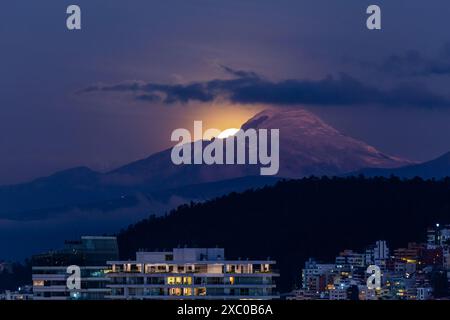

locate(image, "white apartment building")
[[106, 248, 279, 300]]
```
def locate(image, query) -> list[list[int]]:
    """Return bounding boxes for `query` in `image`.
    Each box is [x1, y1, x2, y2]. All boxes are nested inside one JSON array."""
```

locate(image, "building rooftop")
[[108, 248, 275, 265]]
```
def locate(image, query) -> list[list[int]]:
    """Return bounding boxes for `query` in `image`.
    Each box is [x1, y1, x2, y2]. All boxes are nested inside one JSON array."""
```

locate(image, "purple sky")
[[1, 0, 450, 185]]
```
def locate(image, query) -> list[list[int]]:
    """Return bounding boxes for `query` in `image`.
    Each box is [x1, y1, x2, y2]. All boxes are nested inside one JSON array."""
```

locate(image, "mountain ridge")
[[1, 108, 449, 260], [352, 151, 450, 179], [0, 108, 420, 217]]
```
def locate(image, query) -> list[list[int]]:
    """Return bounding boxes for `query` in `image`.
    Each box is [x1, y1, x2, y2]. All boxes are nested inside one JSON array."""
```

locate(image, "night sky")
[[1, 0, 450, 186]]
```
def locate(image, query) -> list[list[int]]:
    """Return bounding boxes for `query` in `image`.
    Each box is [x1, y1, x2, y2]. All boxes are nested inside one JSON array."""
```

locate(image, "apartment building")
[[106, 248, 279, 300], [32, 236, 119, 300]]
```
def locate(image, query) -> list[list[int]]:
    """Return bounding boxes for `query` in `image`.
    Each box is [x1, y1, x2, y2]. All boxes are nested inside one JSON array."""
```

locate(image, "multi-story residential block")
[[32, 236, 119, 300], [335, 250, 366, 285], [288, 289, 327, 300], [301, 258, 335, 296], [427, 224, 450, 249], [335, 250, 365, 269], [394, 261, 417, 275], [422, 248, 444, 266], [0, 286, 33, 300], [106, 248, 279, 300], [358, 285, 376, 300], [329, 287, 347, 300], [296, 225, 450, 300], [393, 243, 424, 265], [416, 286, 433, 300], [380, 269, 418, 300], [444, 248, 450, 270]]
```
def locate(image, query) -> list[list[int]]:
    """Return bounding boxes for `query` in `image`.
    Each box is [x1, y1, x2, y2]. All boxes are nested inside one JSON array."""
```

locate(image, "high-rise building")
[[374, 240, 389, 266], [32, 236, 119, 300], [365, 240, 390, 268], [106, 248, 279, 300]]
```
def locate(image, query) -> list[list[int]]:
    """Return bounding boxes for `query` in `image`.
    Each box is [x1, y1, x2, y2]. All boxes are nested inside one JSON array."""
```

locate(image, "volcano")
[[0, 108, 411, 218], [105, 108, 411, 188], [240, 108, 410, 177]]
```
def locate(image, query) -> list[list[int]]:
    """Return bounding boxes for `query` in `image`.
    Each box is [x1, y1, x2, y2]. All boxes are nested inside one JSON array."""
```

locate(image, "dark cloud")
[[78, 81, 144, 94], [358, 43, 450, 77], [80, 66, 450, 108], [380, 51, 450, 76], [219, 64, 260, 79]]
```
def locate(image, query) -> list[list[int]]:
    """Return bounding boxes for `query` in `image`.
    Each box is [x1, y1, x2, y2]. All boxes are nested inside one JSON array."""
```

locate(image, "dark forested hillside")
[[0, 262, 31, 291], [117, 176, 450, 293]]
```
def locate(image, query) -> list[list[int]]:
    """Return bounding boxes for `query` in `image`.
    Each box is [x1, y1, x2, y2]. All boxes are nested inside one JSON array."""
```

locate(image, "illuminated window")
[[167, 277, 183, 285], [183, 277, 192, 285], [195, 287, 207, 296], [169, 288, 182, 296], [33, 280, 44, 287], [183, 288, 192, 296]]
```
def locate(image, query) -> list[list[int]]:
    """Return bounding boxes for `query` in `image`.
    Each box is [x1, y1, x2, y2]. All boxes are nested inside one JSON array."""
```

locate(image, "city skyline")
[[2, 223, 450, 300]]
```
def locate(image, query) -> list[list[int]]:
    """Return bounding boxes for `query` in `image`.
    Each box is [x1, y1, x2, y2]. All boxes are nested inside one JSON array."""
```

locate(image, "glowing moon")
[[218, 128, 240, 139]]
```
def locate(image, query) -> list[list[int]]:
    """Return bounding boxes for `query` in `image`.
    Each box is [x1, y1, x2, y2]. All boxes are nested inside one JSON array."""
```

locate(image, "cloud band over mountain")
[[80, 66, 450, 108]]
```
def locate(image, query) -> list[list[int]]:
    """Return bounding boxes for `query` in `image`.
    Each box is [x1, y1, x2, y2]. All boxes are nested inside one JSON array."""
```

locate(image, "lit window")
[[33, 280, 44, 287], [169, 288, 182, 296], [183, 277, 192, 285], [183, 288, 192, 296], [167, 277, 183, 285]]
